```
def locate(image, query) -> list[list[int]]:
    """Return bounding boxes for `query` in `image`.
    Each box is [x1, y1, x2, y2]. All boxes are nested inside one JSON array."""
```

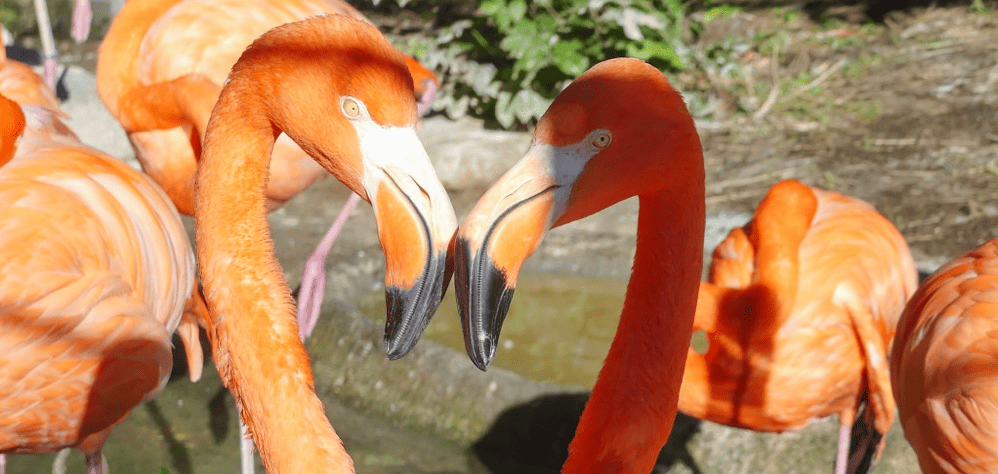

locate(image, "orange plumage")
[[96, 0, 438, 215], [891, 238, 998, 473], [192, 15, 455, 473], [0, 58, 204, 472], [680, 179, 918, 474], [454, 58, 705, 473], [96, 0, 440, 339]]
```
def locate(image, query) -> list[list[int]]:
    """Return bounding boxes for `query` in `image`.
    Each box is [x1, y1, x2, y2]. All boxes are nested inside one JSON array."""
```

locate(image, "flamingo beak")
[[361, 127, 457, 359], [454, 146, 562, 370]]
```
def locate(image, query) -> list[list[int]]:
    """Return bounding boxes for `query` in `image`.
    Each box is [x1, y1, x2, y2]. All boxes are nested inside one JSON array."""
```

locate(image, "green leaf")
[[495, 91, 516, 128], [703, 5, 743, 23], [468, 64, 499, 95], [626, 40, 684, 70], [500, 22, 540, 58], [510, 89, 552, 125], [479, 0, 503, 16], [551, 40, 589, 76], [508, 0, 528, 24]]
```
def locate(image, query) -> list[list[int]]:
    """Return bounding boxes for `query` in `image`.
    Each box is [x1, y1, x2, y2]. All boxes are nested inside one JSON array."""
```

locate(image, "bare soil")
[[688, 4, 998, 268]]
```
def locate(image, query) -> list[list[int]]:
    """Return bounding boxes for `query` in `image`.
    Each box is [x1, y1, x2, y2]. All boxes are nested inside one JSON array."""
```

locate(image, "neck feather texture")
[[195, 82, 354, 473], [563, 182, 705, 473]]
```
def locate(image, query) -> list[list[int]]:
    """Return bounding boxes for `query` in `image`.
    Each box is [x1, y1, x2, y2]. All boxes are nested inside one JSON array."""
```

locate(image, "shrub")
[[401, 0, 694, 129]]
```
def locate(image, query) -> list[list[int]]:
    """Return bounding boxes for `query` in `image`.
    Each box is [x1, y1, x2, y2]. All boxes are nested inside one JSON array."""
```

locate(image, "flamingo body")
[[891, 238, 998, 473], [680, 180, 917, 459], [98, 0, 439, 215], [0, 89, 204, 471]]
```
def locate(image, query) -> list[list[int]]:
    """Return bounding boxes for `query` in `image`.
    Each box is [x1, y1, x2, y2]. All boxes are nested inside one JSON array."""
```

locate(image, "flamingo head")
[[226, 15, 458, 358], [453, 58, 701, 369]]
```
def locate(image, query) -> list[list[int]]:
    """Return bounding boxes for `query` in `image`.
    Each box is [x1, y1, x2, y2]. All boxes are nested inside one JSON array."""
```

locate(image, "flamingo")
[[0, 44, 77, 143], [677, 179, 918, 474], [890, 238, 998, 473], [0, 90, 205, 473], [453, 57, 705, 473], [193, 15, 456, 473], [96, 0, 441, 340]]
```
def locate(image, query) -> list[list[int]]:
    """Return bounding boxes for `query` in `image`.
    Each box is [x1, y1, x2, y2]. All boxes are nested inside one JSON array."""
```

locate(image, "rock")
[[420, 115, 531, 191]]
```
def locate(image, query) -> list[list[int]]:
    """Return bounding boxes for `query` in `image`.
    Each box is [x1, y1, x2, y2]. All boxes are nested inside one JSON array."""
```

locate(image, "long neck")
[[564, 182, 705, 473], [195, 83, 354, 473]]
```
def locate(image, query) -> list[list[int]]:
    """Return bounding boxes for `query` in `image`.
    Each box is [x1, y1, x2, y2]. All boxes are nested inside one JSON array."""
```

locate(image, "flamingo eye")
[[590, 130, 612, 149], [342, 98, 361, 118]]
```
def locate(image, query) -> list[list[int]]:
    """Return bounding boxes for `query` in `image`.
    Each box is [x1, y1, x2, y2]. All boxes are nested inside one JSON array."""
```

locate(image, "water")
[[363, 273, 709, 388]]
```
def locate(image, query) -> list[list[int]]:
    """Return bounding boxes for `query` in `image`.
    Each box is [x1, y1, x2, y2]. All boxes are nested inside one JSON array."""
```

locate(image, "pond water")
[[363, 273, 709, 389]]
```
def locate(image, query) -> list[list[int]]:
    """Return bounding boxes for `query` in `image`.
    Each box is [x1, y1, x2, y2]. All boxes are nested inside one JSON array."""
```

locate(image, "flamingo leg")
[[415, 80, 437, 118], [70, 0, 91, 44], [835, 422, 850, 474], [31, 0, 58, 91], [240, 420, 255, 474], [52, 448, 70, 474], [83, 450, 106, 474], [297, 192, 361, 340]]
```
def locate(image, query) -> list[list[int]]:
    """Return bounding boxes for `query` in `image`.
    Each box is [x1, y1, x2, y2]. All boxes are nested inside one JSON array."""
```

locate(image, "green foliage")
[[404, 0, 694, 129], [0, 7, 16, 33]]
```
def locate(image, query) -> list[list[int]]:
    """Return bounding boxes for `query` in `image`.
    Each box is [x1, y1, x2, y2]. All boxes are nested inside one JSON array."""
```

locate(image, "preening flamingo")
[[0, 92, 205, 473], [454, 57, 705, 473], [678, 179, 918, 474], [0, 43, 77, 143], [891, 238, 998, 473], [193, 15, 456, 473], [96, 0, 441, 339]]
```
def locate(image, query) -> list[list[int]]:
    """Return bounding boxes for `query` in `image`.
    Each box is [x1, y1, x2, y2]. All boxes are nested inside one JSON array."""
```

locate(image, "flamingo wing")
[[892, 239, 998, 474]]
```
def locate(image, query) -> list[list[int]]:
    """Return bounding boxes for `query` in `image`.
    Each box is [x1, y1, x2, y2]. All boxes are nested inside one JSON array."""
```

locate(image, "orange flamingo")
[[454, 57, 705, 473], [891, 238, 998, 473], [193, 15, 456, 473], [0, 91, 205, 473], [678, 179, 918, 474], [96, 0, 441, 338], [0, 46, 76, 143]]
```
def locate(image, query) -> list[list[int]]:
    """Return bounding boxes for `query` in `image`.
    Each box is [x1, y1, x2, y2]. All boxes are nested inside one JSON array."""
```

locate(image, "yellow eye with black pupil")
[[591, 131, 611, 148], [343, 98, 360, 118]]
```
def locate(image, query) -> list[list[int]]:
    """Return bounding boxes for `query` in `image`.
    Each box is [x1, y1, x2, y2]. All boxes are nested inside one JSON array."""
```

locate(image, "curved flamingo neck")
[[97, 0, 219, 144], [195, 75, 353, 473], [564, 180, 705, 473], [746, 182, 815, 318]]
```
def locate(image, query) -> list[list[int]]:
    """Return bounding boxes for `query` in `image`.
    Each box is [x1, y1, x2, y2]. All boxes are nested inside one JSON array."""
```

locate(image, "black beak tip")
[[467, 335, 495, 372], [455, 236, 514, 372], [382, 251, 449, 360]]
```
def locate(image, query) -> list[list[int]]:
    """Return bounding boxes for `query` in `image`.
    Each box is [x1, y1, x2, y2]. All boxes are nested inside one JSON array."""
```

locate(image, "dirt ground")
[[689, 4, 998, 269]]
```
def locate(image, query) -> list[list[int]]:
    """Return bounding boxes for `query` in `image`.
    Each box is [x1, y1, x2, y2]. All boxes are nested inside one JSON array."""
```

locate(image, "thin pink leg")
[[835, 422, 850, 474], [84, 450, 106, 474], [415, 80, 438, 118], [32, 0, 58, 91], [297, 192, 361, 340], [70, 0, 92, 44]]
